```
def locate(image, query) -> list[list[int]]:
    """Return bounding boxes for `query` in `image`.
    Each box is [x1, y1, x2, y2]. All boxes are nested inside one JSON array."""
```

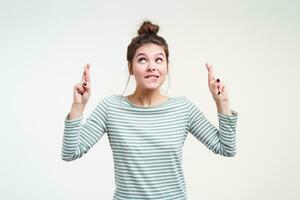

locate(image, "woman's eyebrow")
[[136, 53, 165, 58]]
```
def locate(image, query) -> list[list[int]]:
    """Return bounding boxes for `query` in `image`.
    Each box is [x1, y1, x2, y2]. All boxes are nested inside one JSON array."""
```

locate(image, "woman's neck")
[[127, 90, 168, 107]]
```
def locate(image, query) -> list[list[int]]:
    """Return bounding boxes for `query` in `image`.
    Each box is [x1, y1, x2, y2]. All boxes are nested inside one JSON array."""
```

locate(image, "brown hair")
[[121, 20, 170, 98]]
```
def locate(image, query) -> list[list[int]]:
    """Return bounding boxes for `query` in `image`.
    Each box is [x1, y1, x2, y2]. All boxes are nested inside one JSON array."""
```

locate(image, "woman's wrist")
[[68, 103, 86, 120], [215, 99, 232, 116]]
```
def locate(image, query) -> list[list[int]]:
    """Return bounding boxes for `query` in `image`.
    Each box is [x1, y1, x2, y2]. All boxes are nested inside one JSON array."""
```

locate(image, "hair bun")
[[138, 20, 159, 35]]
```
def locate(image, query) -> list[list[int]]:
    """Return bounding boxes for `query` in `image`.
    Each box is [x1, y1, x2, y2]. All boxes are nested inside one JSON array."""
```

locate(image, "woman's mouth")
[[144, 75, 159, 79]]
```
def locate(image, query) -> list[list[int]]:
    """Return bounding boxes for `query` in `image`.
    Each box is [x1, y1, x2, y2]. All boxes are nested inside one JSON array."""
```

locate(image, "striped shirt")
[[62, 94, 238, 200]]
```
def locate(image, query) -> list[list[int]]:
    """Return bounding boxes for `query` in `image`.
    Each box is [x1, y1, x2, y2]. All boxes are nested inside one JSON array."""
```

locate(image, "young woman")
[[62, 20, 238, 200]]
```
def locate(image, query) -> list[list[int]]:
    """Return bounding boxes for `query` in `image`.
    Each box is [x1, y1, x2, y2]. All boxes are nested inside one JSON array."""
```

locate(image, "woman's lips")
[[144, 75, 159, 78]]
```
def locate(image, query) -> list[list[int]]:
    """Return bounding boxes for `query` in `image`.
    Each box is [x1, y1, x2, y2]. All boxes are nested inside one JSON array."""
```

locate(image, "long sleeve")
[[186, 97, 238, 157], [61, 97, 109, 161]]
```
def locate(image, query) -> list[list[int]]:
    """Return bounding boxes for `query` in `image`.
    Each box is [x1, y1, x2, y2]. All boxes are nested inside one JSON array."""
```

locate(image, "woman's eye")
[[138, 58, 146, 63], [156, 58, 163, 63]]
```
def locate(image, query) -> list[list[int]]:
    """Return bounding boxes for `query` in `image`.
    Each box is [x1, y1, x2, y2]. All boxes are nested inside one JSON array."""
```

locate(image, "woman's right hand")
[[73, 63, 91, 105]]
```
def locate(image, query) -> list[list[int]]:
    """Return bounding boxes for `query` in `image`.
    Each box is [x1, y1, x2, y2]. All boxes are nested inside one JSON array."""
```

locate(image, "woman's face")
[[129, 43, 168, 92]]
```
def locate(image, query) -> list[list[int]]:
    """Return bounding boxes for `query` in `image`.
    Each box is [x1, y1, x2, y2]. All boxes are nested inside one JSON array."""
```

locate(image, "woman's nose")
[[147, 63, 156, 71], [147, 67, 156, 72]]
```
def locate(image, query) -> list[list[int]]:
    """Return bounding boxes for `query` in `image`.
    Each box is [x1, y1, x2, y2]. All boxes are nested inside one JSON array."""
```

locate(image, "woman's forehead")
[[135, 44, 165, 57]]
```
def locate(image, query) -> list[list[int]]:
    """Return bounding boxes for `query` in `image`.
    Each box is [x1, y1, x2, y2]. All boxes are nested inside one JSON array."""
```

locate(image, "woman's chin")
[[144, 87, 159, 91], [143, 84, 160, 91], [138, 81, 164, 91]]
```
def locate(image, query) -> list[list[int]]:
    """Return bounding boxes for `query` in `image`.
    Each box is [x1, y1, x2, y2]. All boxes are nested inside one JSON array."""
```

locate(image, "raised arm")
[[186, 63, 238, 157], [61, 64, 108, 161]]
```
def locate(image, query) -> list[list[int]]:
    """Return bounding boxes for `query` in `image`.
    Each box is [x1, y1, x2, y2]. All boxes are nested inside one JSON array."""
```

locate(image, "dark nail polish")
[[218, 91, 220, 95], [83, 82, 87, 86], [216, 79, 220, 83]]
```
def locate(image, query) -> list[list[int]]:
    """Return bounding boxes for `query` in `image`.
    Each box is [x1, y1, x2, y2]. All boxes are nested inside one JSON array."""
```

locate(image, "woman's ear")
[[128, 63, 133, 75], [166, 64, 169, 75]]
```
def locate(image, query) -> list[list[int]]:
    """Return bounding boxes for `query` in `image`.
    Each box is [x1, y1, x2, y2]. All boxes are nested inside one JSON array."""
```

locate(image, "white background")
[[1, 0, 299, 199]]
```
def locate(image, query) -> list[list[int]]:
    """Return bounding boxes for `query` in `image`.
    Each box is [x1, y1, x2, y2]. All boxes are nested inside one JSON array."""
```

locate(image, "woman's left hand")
[[205, 63, 229, 103]]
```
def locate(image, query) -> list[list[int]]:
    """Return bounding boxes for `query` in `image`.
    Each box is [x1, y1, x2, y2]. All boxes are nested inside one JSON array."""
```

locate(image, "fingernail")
[[218, 91, 220, 95], [216, 79, 220, 82], [83, 82, 87, 86]]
